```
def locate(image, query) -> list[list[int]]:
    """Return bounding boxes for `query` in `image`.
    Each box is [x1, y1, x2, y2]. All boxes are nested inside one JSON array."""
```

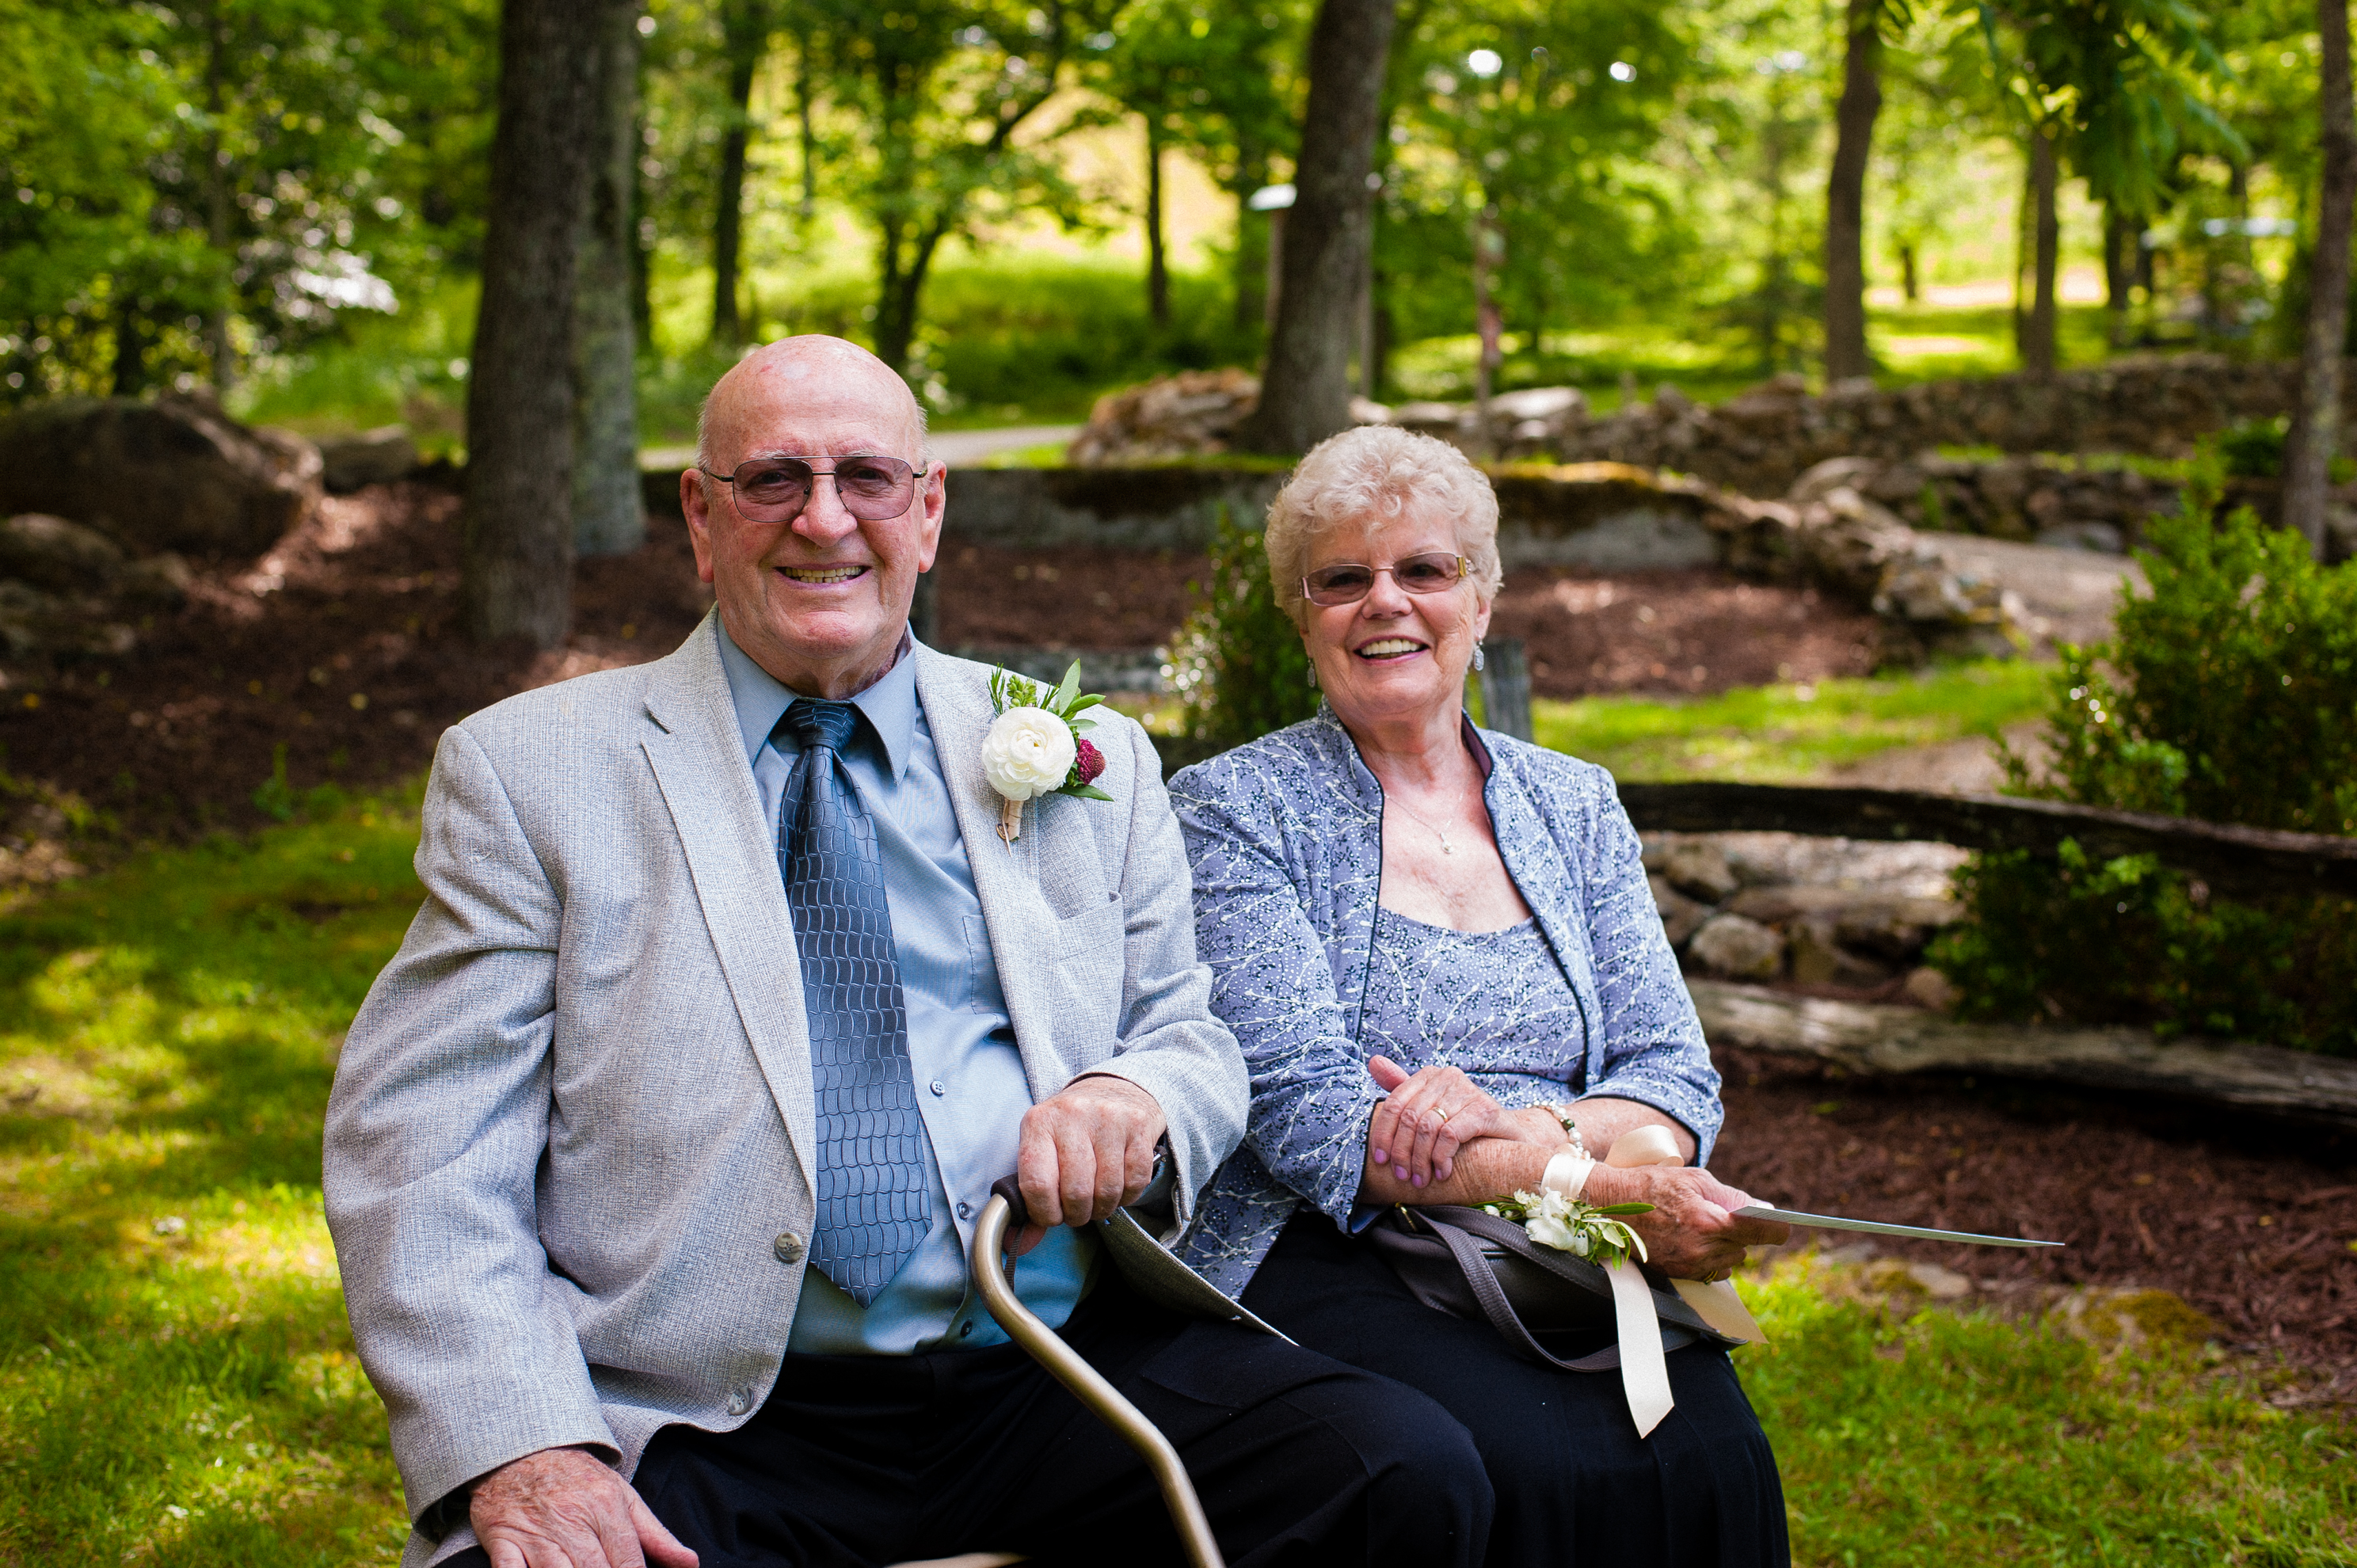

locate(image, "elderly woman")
[[1171, 426, 1792, 1567]]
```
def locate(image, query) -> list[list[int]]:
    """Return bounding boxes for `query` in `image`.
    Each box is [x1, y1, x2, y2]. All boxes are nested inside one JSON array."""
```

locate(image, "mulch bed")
[[1715, 1047, 2357, 1398], [4, 485, 2351, 1383]]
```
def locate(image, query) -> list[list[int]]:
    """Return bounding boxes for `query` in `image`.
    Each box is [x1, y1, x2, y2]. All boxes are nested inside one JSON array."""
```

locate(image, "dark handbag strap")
[[1427, 1210, 1630, 1372], [1409, 1206, 1724, 1372]]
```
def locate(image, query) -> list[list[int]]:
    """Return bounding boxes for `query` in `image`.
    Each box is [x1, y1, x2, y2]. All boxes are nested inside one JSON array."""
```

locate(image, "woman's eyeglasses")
[[1300, 552, 1471, 607], [699, 455, 926, 523]]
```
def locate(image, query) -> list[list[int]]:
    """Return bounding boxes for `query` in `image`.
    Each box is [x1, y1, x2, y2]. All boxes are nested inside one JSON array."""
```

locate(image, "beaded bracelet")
[[1543, 1102, 1590, 1159]]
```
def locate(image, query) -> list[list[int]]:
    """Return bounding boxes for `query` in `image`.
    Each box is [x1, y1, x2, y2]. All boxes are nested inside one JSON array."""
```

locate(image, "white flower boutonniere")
[[1479, 1189, 1654, 1269], [984, 661, 1113, 843]]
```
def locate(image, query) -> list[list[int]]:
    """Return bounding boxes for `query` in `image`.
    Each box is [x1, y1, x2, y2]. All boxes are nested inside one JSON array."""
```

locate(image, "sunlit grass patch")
[[0, 801, 425, 1566], [1742, 1254, 2355, 1566], [1533, 660, 2052, 782]]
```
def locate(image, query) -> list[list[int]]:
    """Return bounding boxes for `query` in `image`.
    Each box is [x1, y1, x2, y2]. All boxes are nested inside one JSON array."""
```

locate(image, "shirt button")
[[773, 1231, 805, 1264], [929, 1079, 946, 1096], [956, 1201, 973, 1220]]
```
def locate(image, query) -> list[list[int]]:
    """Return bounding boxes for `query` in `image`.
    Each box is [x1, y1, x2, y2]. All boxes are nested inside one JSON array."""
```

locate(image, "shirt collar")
[[715, 620, 918, 782]]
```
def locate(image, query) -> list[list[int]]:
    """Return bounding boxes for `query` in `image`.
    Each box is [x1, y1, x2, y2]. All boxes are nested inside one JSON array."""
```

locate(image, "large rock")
[[318, 425, 420, 493], [1688, 913, 1785, 980], [0, 393, 321, 559], [0, 513, 125, 594]]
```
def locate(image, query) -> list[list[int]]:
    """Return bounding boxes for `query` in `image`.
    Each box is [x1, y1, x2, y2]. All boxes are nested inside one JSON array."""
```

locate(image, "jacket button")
[[727, 1387, 752, 1416], [773, 1231, 805, 1264]]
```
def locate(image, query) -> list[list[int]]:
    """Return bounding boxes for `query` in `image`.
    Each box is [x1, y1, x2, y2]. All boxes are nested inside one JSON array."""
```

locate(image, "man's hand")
[[1008, 1074, 1166, 1256], [470, 1446, 698, 1568]]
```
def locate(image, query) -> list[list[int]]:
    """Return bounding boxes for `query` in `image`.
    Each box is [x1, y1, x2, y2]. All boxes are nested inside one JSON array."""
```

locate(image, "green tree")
[[0, 0, 497, 405], [797, 0, 1120, 375], [1965, 0, 2241, 374], [1083, 0, 1304, 331], [1377, 0, 1698, 388]]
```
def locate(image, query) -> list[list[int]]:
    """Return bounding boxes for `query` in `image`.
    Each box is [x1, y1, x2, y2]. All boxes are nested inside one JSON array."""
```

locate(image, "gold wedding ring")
[[1434, 1103, 1456, 1123]]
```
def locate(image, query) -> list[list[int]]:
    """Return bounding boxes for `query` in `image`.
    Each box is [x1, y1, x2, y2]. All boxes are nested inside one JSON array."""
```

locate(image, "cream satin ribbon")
[[1542, 1125, 1767, 1439]]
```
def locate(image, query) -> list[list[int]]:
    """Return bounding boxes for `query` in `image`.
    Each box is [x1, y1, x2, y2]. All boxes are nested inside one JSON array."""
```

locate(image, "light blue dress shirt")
[[717, 626, 1095, 1354]]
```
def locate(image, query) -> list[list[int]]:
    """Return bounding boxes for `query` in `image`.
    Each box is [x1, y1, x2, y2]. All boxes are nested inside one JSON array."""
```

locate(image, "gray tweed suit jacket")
[[323, 613, 1248, 1566]]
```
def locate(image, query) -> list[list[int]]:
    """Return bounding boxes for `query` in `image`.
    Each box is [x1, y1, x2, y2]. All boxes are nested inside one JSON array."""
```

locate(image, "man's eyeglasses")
[[699, 455, 927, 523], [1301, 552, 1471, 607]]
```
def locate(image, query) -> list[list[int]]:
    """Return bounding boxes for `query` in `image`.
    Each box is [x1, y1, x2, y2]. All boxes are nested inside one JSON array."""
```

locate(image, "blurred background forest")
[[0, 0, 2330, 447]]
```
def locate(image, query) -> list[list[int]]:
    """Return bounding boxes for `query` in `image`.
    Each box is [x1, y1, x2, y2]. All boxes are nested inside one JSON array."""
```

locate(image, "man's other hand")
[[471, 1446, 698, 1568], [1008, 1074, 1166, 1256]]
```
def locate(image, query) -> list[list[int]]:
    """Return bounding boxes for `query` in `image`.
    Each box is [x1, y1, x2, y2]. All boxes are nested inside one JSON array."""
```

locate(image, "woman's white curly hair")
[[1262, 424, 1503, 630]]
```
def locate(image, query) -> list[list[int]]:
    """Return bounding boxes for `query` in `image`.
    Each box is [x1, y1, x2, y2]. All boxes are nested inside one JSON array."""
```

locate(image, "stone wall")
[[1440, 356, 2317, 497], [939, 462, 1724, 570], [1068, 356, 2326, 501]]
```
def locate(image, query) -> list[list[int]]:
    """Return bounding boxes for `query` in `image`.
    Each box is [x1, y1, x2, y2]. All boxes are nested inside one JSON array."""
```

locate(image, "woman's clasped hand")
[[1363, 1054, 1554, 1186]]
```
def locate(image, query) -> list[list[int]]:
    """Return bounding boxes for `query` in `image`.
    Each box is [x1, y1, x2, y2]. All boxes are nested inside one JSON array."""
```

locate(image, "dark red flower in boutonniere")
[[1072, 736, 1106, 786]]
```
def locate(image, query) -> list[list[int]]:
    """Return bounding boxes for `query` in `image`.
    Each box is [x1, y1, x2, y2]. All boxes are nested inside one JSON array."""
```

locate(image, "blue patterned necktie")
[[776, 698, 931, 1306]]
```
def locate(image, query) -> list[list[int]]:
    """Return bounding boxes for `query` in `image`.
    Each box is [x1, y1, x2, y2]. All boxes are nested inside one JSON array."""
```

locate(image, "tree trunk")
[[460, 0, 612, 647], [794, 26, 818, 220], [710, 0, 767, 347], [573, 0, 645, 559], [1232, 144, 1269, 331], [1898, 243, 1917, 303], [112, 295, 147, 398], [630, 108, 653, 336], [874, 219, 946, 375], [1236, 0, 1397, 455], [1145, 118, 1169, 327], [2286, 0, 2356, 557], [1822, 0, 1882, 384], [200, 0, 235, 391], [2023, 127, 2059, 377], [2102, 204, 2135, 349]]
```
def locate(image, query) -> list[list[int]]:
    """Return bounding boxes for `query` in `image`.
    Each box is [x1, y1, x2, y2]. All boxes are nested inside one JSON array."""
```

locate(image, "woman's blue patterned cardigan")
[[1167, 706, 1723, 1300]]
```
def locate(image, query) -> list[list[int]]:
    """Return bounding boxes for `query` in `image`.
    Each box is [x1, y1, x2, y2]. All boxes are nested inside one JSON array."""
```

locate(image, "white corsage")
[[984, 661, 1112, 843], [1481, 1189, 1654, 1269]]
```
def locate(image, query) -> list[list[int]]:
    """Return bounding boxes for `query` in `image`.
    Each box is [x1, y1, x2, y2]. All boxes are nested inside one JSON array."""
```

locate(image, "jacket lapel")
[[639, 612, 817, 1196], [913, 644, 1064, 1097]]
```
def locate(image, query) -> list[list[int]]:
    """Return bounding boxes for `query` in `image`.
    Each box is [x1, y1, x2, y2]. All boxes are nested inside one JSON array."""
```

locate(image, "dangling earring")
[[1306, 660, 1319, 688], [1472, 643, 1487, 673]]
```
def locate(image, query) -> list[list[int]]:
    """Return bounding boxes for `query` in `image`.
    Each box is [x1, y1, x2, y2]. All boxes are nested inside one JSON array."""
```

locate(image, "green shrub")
[[1166, 504, 1318, 755], [2214, 416, 2286, 479], [1932, 456, 2357, 1053]]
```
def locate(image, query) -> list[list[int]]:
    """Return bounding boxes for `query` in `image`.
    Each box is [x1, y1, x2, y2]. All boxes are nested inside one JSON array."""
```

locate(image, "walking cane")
[[971, 1177, 1225, 1568]]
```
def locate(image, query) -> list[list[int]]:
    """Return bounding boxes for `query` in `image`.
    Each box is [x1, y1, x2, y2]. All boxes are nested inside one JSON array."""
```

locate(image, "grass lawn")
[[2, 790, 2347, 1566], [1533, 660, 2054, 783]]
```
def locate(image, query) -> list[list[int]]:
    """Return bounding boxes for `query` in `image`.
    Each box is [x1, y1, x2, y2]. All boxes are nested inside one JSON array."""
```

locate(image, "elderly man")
[[325, 336, 1488, 1568]]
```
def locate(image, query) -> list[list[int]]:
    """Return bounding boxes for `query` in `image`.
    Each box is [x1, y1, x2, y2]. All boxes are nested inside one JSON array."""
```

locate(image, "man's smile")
[[777, 563, 870, 585]]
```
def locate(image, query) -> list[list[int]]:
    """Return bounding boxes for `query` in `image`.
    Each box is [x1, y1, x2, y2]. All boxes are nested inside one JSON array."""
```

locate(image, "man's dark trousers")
[[443, 1269, 1490, 1568]]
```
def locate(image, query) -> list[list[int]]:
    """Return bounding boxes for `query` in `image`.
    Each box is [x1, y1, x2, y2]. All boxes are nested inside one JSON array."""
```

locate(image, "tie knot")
[[782, 698, 860, 755], [782, 698, 867, 754]]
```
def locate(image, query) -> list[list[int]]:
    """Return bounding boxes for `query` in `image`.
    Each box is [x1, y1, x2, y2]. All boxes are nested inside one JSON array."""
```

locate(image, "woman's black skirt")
[[1239, 1211, 1792, 1568]]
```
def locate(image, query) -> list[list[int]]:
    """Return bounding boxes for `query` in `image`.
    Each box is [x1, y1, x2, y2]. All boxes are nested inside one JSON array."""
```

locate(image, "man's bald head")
[[680, 333, 946, 699], [696, 335, 927, 473]]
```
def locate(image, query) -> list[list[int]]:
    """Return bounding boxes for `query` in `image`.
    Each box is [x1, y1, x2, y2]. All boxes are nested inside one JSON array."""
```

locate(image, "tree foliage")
[[0, 0, 497, 404]]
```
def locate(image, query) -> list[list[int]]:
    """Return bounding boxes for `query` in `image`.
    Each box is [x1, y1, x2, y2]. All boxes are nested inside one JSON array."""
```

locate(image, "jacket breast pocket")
[[1052, 896, 1125, 963]]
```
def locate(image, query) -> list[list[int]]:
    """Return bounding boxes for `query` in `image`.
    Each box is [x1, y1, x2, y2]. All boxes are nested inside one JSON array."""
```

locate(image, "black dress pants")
[[1238, 1212, 1792, 1568], [443, 1268, 1491, 1568]]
